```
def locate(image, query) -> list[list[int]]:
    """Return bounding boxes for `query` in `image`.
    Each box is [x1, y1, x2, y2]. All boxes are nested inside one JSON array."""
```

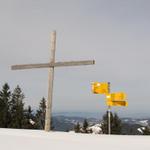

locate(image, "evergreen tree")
[[101, 111, 122, 134], [36, 97, 46, 129], [143, 126, 150, 135], [101, 111, 113, 134], [82, 119, 88, 133], [26, 106, 33, 119], [36, 98, 54, 130], [74, 122, 80, 133], [23, 105, 36, 129], [0, 83, 11, 127], [112, 113, 122, 134], [10, 85, 25, 128]]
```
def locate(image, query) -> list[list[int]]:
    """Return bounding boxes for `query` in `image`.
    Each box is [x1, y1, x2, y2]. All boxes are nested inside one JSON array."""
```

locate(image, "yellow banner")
[[106, 92, 127, 101], [92, 82, 109, 94], [106, 100, 128, 107]]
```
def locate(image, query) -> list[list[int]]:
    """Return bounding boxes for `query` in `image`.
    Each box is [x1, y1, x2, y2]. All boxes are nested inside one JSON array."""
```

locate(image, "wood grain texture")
[[11, 60, 95, 70], [45, 31, 56, 131]]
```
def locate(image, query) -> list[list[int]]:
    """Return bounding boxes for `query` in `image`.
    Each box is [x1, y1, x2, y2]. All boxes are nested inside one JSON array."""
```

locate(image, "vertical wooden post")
[[107, 82, 111, 134], [45, 31, 56, 131], [108, 106, 111, 134]]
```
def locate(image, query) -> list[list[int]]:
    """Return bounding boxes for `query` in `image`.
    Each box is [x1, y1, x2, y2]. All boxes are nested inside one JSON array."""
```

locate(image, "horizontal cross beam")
[[11, 60, 95, 70]]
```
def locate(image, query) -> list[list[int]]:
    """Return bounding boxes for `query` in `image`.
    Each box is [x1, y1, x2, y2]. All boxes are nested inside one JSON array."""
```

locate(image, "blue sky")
[[0, 0, 150, 117]]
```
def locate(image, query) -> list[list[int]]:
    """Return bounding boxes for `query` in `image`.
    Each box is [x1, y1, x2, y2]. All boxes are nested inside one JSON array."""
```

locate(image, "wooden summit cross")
[[11, 31, 95, 131]]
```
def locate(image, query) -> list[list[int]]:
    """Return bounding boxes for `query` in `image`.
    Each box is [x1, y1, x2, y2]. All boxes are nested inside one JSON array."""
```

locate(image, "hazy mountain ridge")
[[52, 115, 99, 131], [52, 115, 150, 134]]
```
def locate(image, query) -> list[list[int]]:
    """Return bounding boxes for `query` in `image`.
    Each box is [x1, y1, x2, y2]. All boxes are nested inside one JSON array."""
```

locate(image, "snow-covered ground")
[[0, 128, 150, 150]]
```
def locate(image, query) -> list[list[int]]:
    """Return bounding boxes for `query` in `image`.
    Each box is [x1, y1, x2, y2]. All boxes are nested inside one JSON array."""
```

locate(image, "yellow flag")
[[106, 100, 128, 107], [92, 82, 109, 94], [106, 92, 127, 101]]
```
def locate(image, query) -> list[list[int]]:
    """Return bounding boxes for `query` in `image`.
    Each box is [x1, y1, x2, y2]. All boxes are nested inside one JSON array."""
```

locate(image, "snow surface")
[[137, 128, 143, 134], [138, 120, 149, 126], [0, 129, 150, 150]]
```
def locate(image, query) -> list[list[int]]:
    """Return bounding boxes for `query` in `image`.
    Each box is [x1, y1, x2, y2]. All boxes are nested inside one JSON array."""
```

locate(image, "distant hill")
[[52, 115, 150, 135], [52, 115, 99, 131]]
